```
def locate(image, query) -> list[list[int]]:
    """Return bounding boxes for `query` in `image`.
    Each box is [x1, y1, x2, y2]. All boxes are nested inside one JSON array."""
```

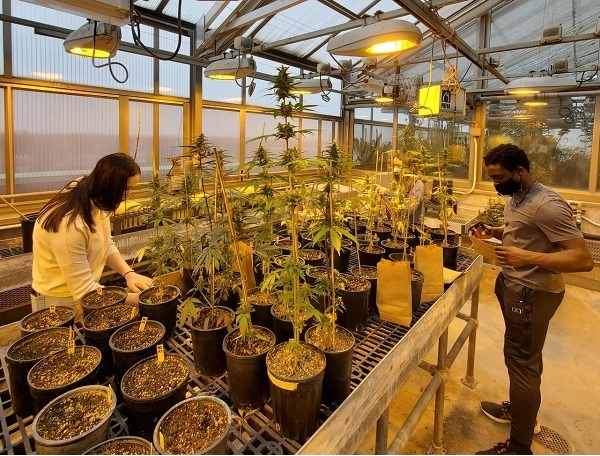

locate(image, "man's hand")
[[494, 246, 533, 267], [125, 272, 154, 292]]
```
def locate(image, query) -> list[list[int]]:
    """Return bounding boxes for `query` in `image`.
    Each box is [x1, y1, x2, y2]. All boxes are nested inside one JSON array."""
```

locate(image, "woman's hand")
[[125, 272, 154, 292], [125, 292, 140, 305]]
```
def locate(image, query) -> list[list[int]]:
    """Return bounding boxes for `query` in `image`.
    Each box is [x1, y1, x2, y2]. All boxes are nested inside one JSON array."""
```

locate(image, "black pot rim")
[[7, 326, 71, 362], [340, 273, 371, 292], [299, 248, 326, 259], [32, 385, 116, 447], [266, 342, 326, 383], [270, 304, 291, 322], [358, 245, 385, 254], [83, 436, 152, 455], [381, 239, 409, 248], [83, 304, 139, 333], [191, 306, 235, 333], [121, 352, 190, 404], [109, 319, 166, 353], [153, 396, 231, 455], [138, 285, 181, 306], [222, 326, 276, 359], [18, 306, 75, 333], [304, 325, 355, 354], [27, 345, 102, 392]]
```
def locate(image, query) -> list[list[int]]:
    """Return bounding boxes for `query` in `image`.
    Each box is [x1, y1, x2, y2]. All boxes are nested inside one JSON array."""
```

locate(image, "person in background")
[[470, 144, 593, 455], [381, 152, 425, 225], [31, 153, 154, 317]]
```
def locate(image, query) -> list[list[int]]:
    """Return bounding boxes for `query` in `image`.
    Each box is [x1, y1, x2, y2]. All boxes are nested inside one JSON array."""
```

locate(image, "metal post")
[[462, 286, 480, 388], [430, 329, 448, 454], [375, 406, 389, 454]]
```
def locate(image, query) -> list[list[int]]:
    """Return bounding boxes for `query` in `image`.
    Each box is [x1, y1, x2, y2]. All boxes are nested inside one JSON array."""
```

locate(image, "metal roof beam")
[[198, 2, 230, 31], [317, 0, 359, 20], [390, 0, 508, 83]]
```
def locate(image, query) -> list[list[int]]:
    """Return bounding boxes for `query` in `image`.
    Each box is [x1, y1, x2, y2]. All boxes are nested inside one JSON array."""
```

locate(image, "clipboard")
[[468, 236, 500, 264]]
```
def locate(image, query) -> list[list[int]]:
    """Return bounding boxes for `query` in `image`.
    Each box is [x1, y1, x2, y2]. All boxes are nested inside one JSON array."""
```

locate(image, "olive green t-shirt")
[[502, 182, 582, 293]]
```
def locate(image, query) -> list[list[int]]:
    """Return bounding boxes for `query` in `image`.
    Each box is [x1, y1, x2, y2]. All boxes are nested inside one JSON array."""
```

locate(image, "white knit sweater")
[[32, 203, 119, 301]]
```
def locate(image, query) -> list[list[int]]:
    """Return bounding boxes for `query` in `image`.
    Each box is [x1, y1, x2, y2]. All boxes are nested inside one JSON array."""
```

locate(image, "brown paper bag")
[[414, 245, 444, 302], [232, 241, 256, 289], [376, 259, 412, 326]]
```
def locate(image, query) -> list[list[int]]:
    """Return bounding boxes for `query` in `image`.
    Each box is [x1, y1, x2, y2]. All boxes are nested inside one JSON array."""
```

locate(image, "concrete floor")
[[357, 266, 600, 455]]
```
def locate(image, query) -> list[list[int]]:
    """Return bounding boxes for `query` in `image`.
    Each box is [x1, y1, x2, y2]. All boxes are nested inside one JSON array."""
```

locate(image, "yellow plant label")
[[67, 339, 75, 355], [159, 432, 165, 449], [49, 304, 56, 313], [69, 326, 73, 341], [267, 371, 297, 391], [130, 306, 137, 319], [107, 384, 113, 403], [156, 344, 165, 363], [139, 317, 148, 332]]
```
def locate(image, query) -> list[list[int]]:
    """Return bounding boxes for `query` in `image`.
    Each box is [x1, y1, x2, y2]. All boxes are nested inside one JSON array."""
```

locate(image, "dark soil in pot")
[[223, 326, 276, 409], [339, 274, 371, 331], [19, 306, 75, 338], [358, 245, 385, 266], [6, 327, 71, 417], [298, 248, 325, 267], [153, 396, 231, 455], [305, 325, 355, 406], [266, 342, 326, 441], [84, 304, 139, 380], [84, 436, 153, 454], [349, 265, 378, 317], [191, 306, 234, 377], [121, 353, 190, 440], [248, 288, 278, 329], [276, 238, 301, 255], [28, 345, 101, 414], [81, 287, 128, 319], [381, 239, 409, 259], [109, 320, 165, 392], [32, 385, 116, 455], [138, 285, 180, 340]]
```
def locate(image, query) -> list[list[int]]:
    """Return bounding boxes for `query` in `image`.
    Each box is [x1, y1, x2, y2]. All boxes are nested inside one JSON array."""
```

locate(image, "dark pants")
[[494, 273, 564, 448]]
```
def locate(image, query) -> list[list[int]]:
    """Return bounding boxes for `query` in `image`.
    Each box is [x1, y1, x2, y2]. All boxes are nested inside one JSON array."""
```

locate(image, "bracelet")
[[123, 270, 135, 278]]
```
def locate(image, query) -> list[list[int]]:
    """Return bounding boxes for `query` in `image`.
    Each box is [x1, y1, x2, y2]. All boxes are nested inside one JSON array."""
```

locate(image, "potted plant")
[[257, 66, 326, 441], [80, 286, 128, 319], [32, 385, 116, 455], [18, 306, 75, 337], [84, 436, 153, 455], [355, 173, 386, 266]]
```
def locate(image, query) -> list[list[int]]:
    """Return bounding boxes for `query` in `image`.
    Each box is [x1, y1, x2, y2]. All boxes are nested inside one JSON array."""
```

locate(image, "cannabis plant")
[[432, 148, 459, 246]]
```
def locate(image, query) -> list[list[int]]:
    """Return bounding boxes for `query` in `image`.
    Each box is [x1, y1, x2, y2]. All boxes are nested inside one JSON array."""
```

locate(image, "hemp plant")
[[432, 148, 459, 246]]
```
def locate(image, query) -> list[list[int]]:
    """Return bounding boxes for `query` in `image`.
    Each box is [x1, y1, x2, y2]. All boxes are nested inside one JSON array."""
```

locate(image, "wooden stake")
[[0, 196, 29, 219]]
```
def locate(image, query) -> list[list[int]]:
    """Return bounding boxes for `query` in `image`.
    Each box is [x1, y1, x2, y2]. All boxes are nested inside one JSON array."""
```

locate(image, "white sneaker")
[[534, 420, 542, 435]]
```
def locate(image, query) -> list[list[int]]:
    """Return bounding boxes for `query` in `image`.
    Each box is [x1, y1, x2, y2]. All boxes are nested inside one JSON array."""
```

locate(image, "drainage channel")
[[0, 253, 474, 454]]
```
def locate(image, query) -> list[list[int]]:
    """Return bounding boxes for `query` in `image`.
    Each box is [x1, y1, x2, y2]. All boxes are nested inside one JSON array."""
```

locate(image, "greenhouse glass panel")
[[202, 109, 241, 168], [159, 104, 184, 173], [14, 91, 118, 193], [159, 30, 190, 98], [484, 98, 592, 190], [162, 0, 214, 23], [246, 112, 299, 172], [0, 90, 5, 193], [303, 78, 342, 117], [354, 108, 371, 121], [321, 120, 334, 151], [129, 101, 154, 181], [373, 109, 393, 123], [301, 118, 319, 159]]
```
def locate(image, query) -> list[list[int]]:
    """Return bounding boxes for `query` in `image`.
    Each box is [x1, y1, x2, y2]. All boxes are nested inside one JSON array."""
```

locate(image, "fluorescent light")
[[290, 78, 333, 95], [375, 96, 394, 103], [205, 57, 256, 80], [327, 20, 423, 57], [64, 21, 121, 59], [523, 101, 548, 107], [504, 75, 577, 95]]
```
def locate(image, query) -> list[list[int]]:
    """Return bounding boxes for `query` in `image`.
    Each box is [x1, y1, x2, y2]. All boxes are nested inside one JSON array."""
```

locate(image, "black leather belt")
[[31, 288, 41, 297]]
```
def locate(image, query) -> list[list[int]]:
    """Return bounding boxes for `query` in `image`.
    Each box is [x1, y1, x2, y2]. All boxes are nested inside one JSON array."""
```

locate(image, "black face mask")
[[494, 171, 522, 195]]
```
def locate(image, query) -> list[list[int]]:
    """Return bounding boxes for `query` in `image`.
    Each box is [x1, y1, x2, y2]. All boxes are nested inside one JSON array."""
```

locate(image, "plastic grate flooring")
[[0, 253, 475, 455], [584, 238, 600, 264], [534, 426, 572, 454]]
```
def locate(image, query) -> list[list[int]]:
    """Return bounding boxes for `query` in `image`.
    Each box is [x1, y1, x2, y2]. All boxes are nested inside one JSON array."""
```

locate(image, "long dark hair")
[[40, 153, 141, 233]]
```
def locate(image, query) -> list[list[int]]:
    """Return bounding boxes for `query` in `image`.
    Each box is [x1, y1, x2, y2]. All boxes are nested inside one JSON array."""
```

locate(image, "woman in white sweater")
[[31, 153, 153, 316]]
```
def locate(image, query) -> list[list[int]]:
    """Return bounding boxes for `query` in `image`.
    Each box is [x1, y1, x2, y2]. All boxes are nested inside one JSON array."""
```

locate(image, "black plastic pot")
[[109, 320, 166, 392], [349, 265, 378, 317], [28, 345, 102, 414], [358, 245, 385, 267], [20, 213, 38, 253], [372, 225, 392, 242], [276, 238, 301, 255], [153, 396, 231, 455], [190, 306, 234, 377], [381, 239, 409, 260], [305, 326, 355, 406], [81, 286, 128, 319], [18, 306, 75, 338], [429, 228, 458, 245], [348, 219, 368, 234], [223, 326, 275, 409], [138, 285, 181, 340], [389, 253, 415, 268], [298, 248, 325, 267], [356, 233, 379, 246], [121, 353, 190, 440], [411, 270, 425, 315], [6, 327, 71, 417], [339, 274, 371, 331], [84, 436, 153, 455], [180, 267, 196, 298], [300, 232, 324, 251], [333, 238, 353, 274], [441, 243, 459, 270], [271, 305, 294, 345], [83, 304, 139, 380], [266, 343, 326, 442], [248, 288, 276, 330]]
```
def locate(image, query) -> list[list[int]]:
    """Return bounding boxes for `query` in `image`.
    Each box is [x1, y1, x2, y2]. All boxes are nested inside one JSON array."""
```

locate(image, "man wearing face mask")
[[471, 143, 593, 455]]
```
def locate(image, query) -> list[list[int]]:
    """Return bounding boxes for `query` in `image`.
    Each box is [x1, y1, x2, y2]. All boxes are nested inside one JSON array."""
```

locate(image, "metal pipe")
[[419, 360, 437, 374], [432, 329, 449, 451], [463, 286, 480, 388], [479, 90, 600, 101], [386, 374, 444, 454], [455, 312, 470, 322], [376, 407, 390, 455], [446, 319, 477, 368]]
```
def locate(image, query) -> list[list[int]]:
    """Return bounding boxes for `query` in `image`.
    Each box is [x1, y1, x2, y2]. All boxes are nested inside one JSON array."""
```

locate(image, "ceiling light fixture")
[[290, 78, 333, 95], [327, 20, 423, 57], [64, 21, 121, 59], [504, 75, 577, 95], [523, 101, 548, 107], [205, 57, 256, 80]]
